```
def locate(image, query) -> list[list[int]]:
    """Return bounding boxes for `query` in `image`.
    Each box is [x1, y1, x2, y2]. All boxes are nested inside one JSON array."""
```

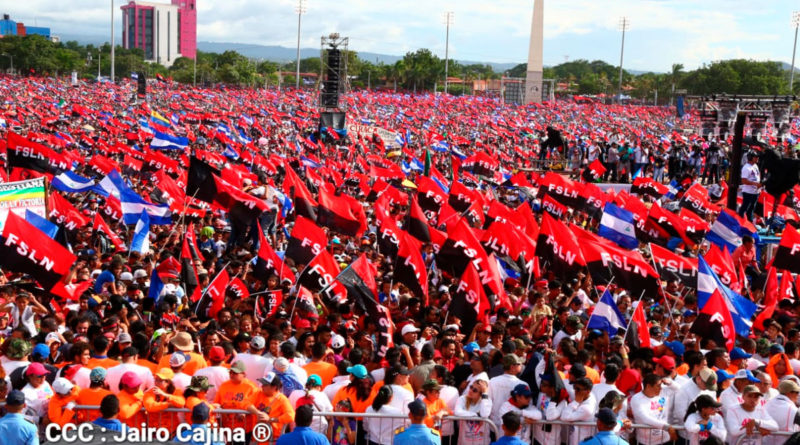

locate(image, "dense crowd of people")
[[1, 74, 800, 445]]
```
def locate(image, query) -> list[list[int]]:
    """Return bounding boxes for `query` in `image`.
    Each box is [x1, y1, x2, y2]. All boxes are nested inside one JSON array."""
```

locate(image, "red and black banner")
[[285, 216, 328, 266], [317, 184, 367, 237], [254, 224, 295, 285], [631, 177, 669, 198], [704, 244, 740, 291], [416, 175, 447, 216], [579, 237, 659, 294], [406, 194, 431, 243], [6, 132, 68, 175], [377, 216, 402, 258], [581, 159, 607, 183], [535, 212, 585, 277], [649, 243, 698, 288], [296, 249, 348, 304], [48, 192, 89, 232], [448, 181, 483, 213], [337, 255, 394, 356], [228, 277, 250, 300], [679, 184, 718, 219], [187, 156, 222, 205], [537, 172, 585, 210], [283, 166, 318, 221], [678, 208, 710, 246], [394, 232, 429, 304], [0, 211, 76, 291], [690, 289, 735, 351], [255, 290, 283, 321], [181, 224, 202, 302], [541, 193, 568, 219], [461, 152, 498, 177], [449, 264, 491, 336], [772, 227, 800, 274]]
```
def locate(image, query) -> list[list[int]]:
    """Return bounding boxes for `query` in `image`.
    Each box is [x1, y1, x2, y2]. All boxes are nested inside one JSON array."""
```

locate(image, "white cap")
[[133, 269, 148, 279], [169, 352, 187, 367], [91, 269, 102, 278], [45, 332, 62, 345], [274, 357, 289, 372], [119, 272, 133, 281], [331, 334, 346, 349], [53, 377, 74, 395], [401, 324, 420, 336]]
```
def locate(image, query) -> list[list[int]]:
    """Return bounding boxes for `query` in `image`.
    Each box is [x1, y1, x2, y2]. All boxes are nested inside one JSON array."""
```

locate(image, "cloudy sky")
[[8, 0, 800, 72]]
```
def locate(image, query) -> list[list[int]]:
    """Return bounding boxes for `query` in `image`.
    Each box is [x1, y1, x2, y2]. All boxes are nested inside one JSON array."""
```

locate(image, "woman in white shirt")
[[683, 394, 726, 445], [364, 385, 406, 445], [454, 379, 492, 445]]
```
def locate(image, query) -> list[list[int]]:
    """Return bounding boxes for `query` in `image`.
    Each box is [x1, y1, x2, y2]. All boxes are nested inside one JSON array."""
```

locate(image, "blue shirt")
[[0, 412, 39, 445], [491, 436, 528, 445], [580, 431, 630, 445], [275, 426, 329, 445], [92, 417, 123, 432], [394, 423, 441, 445]]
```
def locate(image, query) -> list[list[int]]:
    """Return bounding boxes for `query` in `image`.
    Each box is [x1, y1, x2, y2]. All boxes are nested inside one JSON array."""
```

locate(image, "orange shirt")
[[423, 397, 452, 429], [143, 388, 185, 432], [185, 396, 215, 423], [87, 356, 119, 369], [117, 390, 145, 428], [585, 366, 601, 385], [251, 392, 295, 442], [332, 385, 375, 414], [303, 361, 337, 386], [676, 363, 689, 376], [75, 387, 113, 422], [136, 359, 159, 374], [48, 391, 78, 427], [214, 379, 259, 430], [157, 352, 207, 375]]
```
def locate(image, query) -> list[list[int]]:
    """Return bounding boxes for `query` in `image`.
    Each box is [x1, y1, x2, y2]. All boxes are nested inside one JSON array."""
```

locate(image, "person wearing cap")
[[683, 394, 725, 445], [275, 404, 329, 445], [380, 364, 415, 415], [0, 390, 38, 445], [143, 367, 185, 433], [184, 375, 215, 419], [288, 374, 333, 434], [105, 346, 154, 393], [738, 151, 761, 221], [420, 379, 453, 433], [754, 370, 779, 401], [562, 377, 597, 445], [235, 335, 273, 383], [174, 403, 225, 445], [20, 361, 54, 422], [553, 315, 583, 347], [497, 383, 541, 442], [2, 338, 31, 377], [725, 384, 778, 445], [630, 374, 677, 445], [75, 367, 112, 422], [652, 355, 680, 400], [213, 360, 265, 433], [671, 366, 718, 430], [489, 354, 526, 426], [332, 364, 375, 415], [156, 331, 208, 376], [170, 352, 192, 392], [728, 346, 752, 375], [394, 398, 441, 445], [400, 323, 424, 351], [9, 343, 57, 390], [716, 369, 736, 392], [193, 346, 231, 402], [47, 377, 78, 427], [765, 379, 800, 444], [475, 323, 493, 353], [580, 407, 630, 445], [252, 372, 295, 443], [117, 370, 145, 428], [720, 369, 762, 415]]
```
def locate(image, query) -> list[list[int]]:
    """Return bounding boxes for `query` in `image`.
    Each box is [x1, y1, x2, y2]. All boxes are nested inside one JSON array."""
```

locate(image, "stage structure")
[[318, 33, 349, 137], [688, 94, 798, 210]]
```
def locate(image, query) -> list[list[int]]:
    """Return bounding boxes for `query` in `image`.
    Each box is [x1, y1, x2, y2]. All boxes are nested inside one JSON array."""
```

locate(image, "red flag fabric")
[[229, 277, 250, 301], [649, 243, 698, 289], [772, 228, 800, 274], [254, 223, 295, 285], [764, 267, 779, 309], [51, 280, 92, 301], [93, 213, 125, 252], [394, 231, 429, 304], [535, 211, 585, 276], [632, 302, 651, 348], [296, 250, 348, 305], [205, 268, 230, 319], [691, 289, 735, 351], [317, 184, 368, 237], [48, 192, 89, 231], [285, 216, 328, 266], [705, 244, 740, 291], [449, 263, 492, 335], [0, 211, 76, 291]]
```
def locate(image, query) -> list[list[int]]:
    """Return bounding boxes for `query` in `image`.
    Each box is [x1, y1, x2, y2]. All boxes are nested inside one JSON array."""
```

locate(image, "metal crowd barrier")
[[735, 431, 798, 445]]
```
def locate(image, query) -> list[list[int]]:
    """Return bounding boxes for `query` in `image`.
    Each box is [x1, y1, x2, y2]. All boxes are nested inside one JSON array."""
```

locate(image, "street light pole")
[[617, 17, 629, 103], [791, 11, 800, 92], [193, 55, 197, 87], [443, 12, 454, 94], [110, 0, 115, 82], [295, 0, 307, 89]]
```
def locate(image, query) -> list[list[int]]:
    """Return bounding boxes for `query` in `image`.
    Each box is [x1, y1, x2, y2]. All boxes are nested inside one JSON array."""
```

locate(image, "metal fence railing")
[[734, 431, 798, 445]]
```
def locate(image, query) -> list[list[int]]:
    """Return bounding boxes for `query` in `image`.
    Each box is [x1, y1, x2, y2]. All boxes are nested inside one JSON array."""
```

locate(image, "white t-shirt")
[[725, 403, 778, 445], [10, 305, 37, 337], [236, 353, 273, 383], [741, 163, 760, 195], [106, 362, 155, 393], [364, 405, 406, 445], [22, 381, 54, 419], [192, 365, 231, 401], [631, 390, 672, 445]]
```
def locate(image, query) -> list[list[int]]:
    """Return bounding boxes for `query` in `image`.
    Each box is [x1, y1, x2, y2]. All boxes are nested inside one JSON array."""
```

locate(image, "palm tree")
[[670, 63, 684, 105]]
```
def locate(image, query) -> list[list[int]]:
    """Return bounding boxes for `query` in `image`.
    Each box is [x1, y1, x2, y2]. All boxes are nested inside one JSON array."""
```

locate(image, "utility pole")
[[193, 56, 197, 87], [443, 11, 454, 94], [617, 17, 629, 103], [791, 11, 800, 92], [110, 0, 115, 82], [98, 51, 101, 79], [295, 0, 307, 89]]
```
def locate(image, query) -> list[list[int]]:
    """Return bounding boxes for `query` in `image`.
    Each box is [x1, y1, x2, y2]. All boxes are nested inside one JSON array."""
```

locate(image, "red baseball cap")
[[653, 356, 676, 372], [297, 319, 311, 329], [208, 346, 226, 362]]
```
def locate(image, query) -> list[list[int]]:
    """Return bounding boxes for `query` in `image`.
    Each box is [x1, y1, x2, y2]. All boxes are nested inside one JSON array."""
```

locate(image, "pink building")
[[172, 0, 196, 59]]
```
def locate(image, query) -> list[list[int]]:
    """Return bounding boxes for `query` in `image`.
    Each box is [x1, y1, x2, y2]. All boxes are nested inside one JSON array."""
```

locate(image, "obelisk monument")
[[524, 0, 544, 104]]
